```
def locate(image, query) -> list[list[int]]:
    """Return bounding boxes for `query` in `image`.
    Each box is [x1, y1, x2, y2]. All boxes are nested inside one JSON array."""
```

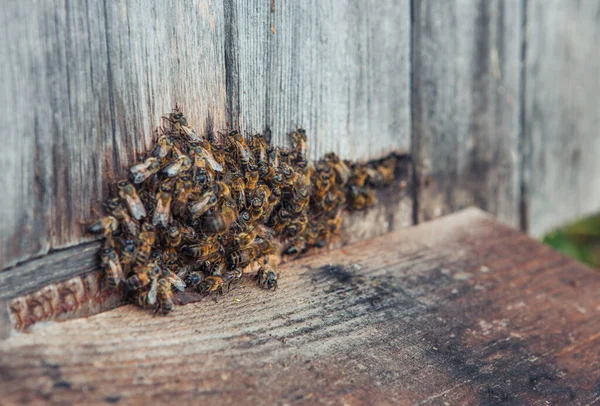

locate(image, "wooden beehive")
[[1, 1, 600, 404]]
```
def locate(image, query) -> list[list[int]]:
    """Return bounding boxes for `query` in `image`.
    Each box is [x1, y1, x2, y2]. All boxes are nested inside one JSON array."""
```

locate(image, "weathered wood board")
[[1, 208, 599, 404], [0, 0, 228, 270], [412, 0, 522, 227], [230, 0, 412, 161], [524, 0, 600, 237]]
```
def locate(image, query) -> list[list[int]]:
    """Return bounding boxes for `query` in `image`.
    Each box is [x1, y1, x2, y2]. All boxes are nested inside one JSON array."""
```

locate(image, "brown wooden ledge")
[[1, 208, 599, 404]]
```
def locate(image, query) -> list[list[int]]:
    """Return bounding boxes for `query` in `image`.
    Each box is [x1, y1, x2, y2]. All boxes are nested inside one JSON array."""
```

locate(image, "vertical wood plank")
[[525, 0, 600, 236], [229, 0, 412, 161], [0, 0, 227, 269], [412, 0, 522, 227]]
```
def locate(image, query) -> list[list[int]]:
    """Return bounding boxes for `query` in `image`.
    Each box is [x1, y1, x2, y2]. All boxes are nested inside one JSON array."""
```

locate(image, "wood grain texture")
[[0, 0, 228, 269], [230, 0, 412, 161], [412, 0, 522, 227], [1, 208, 599, 404], [525, 0, 600, 237]]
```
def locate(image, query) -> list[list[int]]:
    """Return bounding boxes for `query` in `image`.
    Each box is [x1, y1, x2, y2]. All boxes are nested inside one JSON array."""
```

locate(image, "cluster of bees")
[[89, 107, 398, 314]]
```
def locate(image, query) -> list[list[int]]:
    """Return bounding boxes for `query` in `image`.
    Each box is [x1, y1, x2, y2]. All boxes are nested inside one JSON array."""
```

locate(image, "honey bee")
[[126, 261, 161, 291], [202, 203, 237, 234], [370, 156, 397, 187], [156, 278, 174, 313], [185, 271, 205, 288], [166, 225, 182, 247], [291, 128, 308, 160], [163, 149, 192, 177], [245, 165, 259, 191], [223, 268, 243, 290], [118, 181, 147, 220], [228, 130, 254, 166], [163, 269, 187, 291], [191, 143, 224, 172], [88, 216, 119, 236], [130, 157, 161, 184], [152, 182, 172, 228], [197, 276, 225, 302], [119, 239, 137, 274], [228, 172, 246, 208], [256, 265, 278, 291], [181, 236, 223, 259], [285, 236, 306, 255], [237, 210, 253, 229], [101, 246, 123, 288], [104, 197, 140, 236], [325, 152, 351, 185], [214, 181, 232, 202], [168, 110, 202, 143], [153, 134, 173, 160], [232, 228, 257, 249], [251, 133, 268, 164], [188, 190, 219, 219], [172, 176, 193, 217], [227, 246, 257, 270], [135, 223, 156, 269]]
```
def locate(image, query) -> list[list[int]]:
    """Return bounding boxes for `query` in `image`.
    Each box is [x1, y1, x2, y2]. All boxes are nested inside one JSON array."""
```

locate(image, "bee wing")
[[188, 193, 214, 218], [130, 162, 151, 184], [147, 278, 158, 305], [123, 193, 147, 220], [182, 125, 201, 142], [108, 259, 123, 279], [152, 197, 172, 227], [198, 146, 223, 172], [168, 272, 187, 291], [164, 159, 184, 177], [236, 141, 253, 163]]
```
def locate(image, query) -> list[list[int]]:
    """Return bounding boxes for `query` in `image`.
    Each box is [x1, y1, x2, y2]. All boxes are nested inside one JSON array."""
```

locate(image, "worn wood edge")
[[2, 206, 599, 404]]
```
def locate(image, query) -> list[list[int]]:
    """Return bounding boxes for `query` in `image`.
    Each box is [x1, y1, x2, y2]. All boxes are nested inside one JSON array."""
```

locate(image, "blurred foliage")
[[543, 213, 600, 268]]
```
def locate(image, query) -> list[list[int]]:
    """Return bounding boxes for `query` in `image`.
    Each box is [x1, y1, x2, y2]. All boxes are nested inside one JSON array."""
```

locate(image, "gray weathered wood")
[[412, 0, 522, 227], [0, 0, 228, 269], [230, 0, 412, 161], [525, 0, 600, 237]]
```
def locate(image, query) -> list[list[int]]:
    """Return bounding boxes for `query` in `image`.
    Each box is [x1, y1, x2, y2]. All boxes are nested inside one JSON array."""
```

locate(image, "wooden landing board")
[[1, 208, 599, 405]]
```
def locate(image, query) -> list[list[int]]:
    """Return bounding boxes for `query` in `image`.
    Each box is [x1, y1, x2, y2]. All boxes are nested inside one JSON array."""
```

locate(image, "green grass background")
[[543, 214, 600, 268]]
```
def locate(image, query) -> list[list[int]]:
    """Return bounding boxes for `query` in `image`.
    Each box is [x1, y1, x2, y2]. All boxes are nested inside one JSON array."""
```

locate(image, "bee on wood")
[[181, 236, 223, 259], [285, 236, 306, 255], [152, 182, 173, 228], [167, 109, 202, 143], [172, 176, 193, 217], [227, 246, 258, 270], [191, 143, 224, 173], [162, 268, 187, 291], [223, 268, 243, 290], [104, 197, 140, 236], [130, 157, 161, 184], [245, 165, 259, 191], [202, 203, 237, 234], [153, 134, 173, 160], [156, 278, 174, 314], [101, 246, 123, 289], [118, 181, 147, 220], [88, 216, 119, 237], [228, 130, 254, 167], [163, 149, 192, 177], [197, 276, 225, 302], [228, 172, 246, 208], [185, 271, 205, 288], [126, 261, 161, 291], [256, 265, 278, 291], [134, 223, 156, 269], [188, 189, 219, 220]]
